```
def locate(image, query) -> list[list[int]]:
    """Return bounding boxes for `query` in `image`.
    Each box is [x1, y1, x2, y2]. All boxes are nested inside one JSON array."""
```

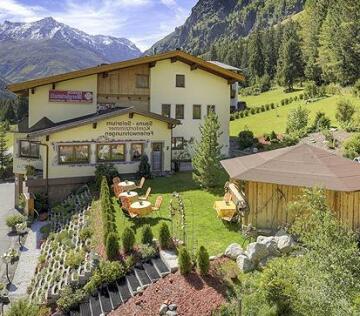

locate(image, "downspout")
[[38, 142, 49, 197]]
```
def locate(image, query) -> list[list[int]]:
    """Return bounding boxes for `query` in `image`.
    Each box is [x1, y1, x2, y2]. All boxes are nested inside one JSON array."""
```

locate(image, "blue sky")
[[0, 0, 197, 50]]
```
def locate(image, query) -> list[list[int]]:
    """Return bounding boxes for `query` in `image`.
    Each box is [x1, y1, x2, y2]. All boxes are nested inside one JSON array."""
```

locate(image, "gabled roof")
[[208, 61, 241, 72], [221, 144, 360, 192], [26, 107, 180, 137], [7, 50, 245, 94]]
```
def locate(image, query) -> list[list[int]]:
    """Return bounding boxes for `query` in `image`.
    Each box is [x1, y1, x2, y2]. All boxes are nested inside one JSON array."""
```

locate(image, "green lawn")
[[239, 86, 304, 108], [113, 172, 246, 256], [232, 92, 360, 137]]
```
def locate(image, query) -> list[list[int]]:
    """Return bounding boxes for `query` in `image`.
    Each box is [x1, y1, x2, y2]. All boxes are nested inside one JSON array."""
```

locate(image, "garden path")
[[8, 221, 47, 299]]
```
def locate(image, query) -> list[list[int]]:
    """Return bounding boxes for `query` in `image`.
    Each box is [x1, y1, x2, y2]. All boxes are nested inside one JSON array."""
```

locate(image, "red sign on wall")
[[49, 90, 93, 103]]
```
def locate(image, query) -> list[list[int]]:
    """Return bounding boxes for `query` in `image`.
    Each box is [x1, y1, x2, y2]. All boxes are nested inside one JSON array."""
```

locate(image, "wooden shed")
[[221, 144, 360, 231]]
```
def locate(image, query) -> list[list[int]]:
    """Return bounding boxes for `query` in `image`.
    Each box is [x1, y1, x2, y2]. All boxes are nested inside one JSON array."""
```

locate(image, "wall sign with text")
[[49, 90, 93, 103]]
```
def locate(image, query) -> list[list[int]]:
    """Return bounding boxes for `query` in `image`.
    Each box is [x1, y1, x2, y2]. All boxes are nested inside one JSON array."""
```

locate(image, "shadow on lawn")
[[128, 216, 171, 233]]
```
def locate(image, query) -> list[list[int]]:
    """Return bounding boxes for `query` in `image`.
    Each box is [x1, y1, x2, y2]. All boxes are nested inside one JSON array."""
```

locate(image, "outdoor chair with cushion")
[[152, 196, 163, 212], [224, 192, 232, 203], [136, 177, 145, 189], [139, 187, 151, 201], [113, 177, 121, 184]]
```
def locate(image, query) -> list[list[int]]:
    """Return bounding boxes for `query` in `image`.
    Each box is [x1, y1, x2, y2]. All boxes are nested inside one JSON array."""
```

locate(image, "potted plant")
[[25, 165, 36, 177], [6, 214, 26, 233]]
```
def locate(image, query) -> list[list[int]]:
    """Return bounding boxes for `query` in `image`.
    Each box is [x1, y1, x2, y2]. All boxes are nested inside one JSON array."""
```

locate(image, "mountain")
[[0, 76, 15, 99], [146, 0, 305, 55], [0, 17, 142, 82]]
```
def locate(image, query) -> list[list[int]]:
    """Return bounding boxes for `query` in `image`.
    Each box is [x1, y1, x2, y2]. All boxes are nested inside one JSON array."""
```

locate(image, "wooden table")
[[119, 191, 138, 205], [119, 181, 137, 191], [213, 200, 237, 221], [129, 201, 152, 218]]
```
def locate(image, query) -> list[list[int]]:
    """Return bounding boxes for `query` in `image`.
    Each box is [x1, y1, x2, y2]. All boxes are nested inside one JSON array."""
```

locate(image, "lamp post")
[[1, 253, 11, 285], [15, 222, 28, 250]]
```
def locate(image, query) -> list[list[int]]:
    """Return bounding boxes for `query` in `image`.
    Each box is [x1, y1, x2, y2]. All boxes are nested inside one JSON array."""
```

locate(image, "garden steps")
[[70, 256, 170, 316]]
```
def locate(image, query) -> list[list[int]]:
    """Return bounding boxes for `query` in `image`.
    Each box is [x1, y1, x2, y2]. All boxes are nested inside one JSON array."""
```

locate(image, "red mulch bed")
[[110, 263, 228, 316]]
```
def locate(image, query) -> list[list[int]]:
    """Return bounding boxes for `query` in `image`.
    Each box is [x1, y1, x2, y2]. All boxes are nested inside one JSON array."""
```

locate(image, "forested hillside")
[[146, 0, 305, 55], [148, 0, 359, 89]]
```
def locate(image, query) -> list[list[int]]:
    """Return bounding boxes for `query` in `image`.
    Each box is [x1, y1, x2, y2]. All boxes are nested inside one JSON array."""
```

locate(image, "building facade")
[[8, 50, 244, 205]]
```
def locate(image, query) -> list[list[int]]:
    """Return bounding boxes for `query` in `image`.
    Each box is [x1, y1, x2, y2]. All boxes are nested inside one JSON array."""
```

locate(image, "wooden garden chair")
[[136, 177, 145, 189], [139, 187, 151, 201], [152, 196, 163, 212]]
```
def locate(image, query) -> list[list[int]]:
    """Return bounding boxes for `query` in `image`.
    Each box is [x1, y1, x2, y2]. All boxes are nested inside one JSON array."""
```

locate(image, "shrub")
[[299, 93, 304, 100], [230, 114, 235, 121], [336, 99, 355, 129], [79, 227, 93, 242], [124, 254, 136, 271], [343, 134, 360, 159], [137, 154, 151, 179], [326, 83, 341, 95], [239, 111, 244, 118], [57, 287, 87, 312], [178, 247, 192, 275], [257, 74, 271, 92], [250, 108, 256, 115], [281, 99, 285, 106], [65, 249, 85, 269], [260, 105, 265, 112], [265, 104, 270, 111], [138, 244, 157, 261], [159, 222, 171, 249], [95, 163, 118, 188], [270, 103, 275, 109], [122, 227, 135, 253], [238, 129, 256, 150], [197, 246, 210, 275], [5, 298, 40, 316], [98, 261, 124, 284], [311, 112, 331, 131], [304, 81, 320, 99], [141, 224, 153, 245], [284, 98, 290, 105], [39, 224, 51, 238], [322, 129, 337, 149], [244, 110, 249, 116], [353, 79, 360, 97], [6, 214, 25, 229], [286, 106, 309, 134], [106, 232, 119, 261]]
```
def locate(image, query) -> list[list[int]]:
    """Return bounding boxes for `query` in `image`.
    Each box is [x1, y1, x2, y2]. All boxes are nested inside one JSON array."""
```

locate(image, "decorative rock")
[[166, 311, 178, 316], [159, 303, 168, 315], [236, 254, 254, 273], [168, 304, 177, 311], [276, 235, 295, 254], [257, 236, 281, 256], [246, 242, 269, 263], [225, 243, 245, 260], [275, 228, 288, 237]]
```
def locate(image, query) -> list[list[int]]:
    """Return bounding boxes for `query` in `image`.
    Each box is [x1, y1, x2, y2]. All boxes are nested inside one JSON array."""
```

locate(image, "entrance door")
[[151, 143, 163, 172]]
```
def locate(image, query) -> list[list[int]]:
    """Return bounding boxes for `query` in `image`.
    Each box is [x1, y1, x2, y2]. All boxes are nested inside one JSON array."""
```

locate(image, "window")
[[193, 104, 201, 119], [176, 74, 185, 88], [19, 141, 40, 158], [59, 145, 89, 164], [97, 144, 125, 162], [162, 104, 171, 118], [172, 137, 184, 150], [131, 143, 143, 161], [136, 74, 149, 88], [207, 105, 216, 115], [175, 104, 184, 119]]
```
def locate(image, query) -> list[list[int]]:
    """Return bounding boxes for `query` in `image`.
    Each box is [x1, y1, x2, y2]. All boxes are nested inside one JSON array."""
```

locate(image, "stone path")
[[8, 221, 47, 299]]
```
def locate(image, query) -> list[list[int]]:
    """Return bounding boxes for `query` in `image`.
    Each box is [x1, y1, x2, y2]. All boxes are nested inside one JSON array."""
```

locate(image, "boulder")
[[168, 304, 177, 311], [246, 242, 269, 263], [159, 304, 168, 315], [236, 254, 255, 273], [225, 243, 245, 260], [257, 236, 281, 256], [276, 235, 295, 254], [275, 228, 288, 237]]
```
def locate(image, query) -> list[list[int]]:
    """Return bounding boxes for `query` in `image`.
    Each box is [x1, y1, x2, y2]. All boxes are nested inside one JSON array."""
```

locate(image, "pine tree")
[[192, 111, 223, 188], [263, 27, 277, 79], [209, 44, 218, 60], [248, 29, 265, 82], [277, 21, 304, 91], [0, 123, 10, 170]]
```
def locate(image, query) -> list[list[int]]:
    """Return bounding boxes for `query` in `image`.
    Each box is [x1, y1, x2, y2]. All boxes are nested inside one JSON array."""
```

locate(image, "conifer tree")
[[248, 29, 265, 82], [209, 44, 218, 60], [263, 27, 277, 79], [277, 21, 304, 91], [0, 123, 10, 171], [192, 111, 223, 188]]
